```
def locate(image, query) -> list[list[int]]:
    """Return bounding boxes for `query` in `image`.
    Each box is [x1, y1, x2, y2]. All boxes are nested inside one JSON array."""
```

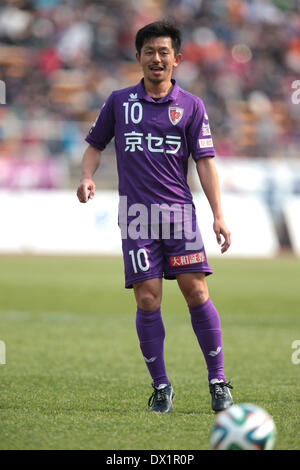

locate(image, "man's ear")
[[136, 52, 141, 63], [173, 53, 183, 68]]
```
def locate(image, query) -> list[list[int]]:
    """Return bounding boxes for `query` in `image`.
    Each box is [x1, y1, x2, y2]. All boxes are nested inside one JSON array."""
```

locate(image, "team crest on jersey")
[[168, 106, 184, 125]]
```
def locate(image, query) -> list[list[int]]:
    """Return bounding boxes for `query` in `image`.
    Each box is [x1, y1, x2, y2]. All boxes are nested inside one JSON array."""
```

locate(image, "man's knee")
[[134, 279, 162, 311], [177, 273, 209, 307], [138, 292, 160, 311], [185, 288, 209, 306]]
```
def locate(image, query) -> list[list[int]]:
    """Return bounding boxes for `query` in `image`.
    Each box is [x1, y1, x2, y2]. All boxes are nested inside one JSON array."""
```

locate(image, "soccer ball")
[[210, 403, 276, 450]]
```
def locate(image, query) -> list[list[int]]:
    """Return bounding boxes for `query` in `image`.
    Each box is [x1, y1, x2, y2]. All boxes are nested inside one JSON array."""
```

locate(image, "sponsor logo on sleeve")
[[198, 138, 213, 148], [202, 122, 211, 136]]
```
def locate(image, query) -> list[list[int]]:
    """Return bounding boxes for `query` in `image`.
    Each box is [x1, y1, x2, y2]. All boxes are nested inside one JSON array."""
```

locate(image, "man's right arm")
[[77, 144, 101, 203]]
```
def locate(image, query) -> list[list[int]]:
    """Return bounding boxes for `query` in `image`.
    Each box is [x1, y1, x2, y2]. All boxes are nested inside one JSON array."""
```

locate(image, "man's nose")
[[152, 51, 161, 62]]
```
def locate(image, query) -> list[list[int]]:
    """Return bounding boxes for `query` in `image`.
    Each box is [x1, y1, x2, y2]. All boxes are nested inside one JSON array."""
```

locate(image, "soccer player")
[[77, 21, 233, 413]]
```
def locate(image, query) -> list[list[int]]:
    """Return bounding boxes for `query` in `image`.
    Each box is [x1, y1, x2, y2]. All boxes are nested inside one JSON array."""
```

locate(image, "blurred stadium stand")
[[0, 0, 300, 254]]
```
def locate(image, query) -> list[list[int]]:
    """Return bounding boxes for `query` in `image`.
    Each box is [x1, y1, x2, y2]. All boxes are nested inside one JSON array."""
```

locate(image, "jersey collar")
[[136, 78, 179, 103]]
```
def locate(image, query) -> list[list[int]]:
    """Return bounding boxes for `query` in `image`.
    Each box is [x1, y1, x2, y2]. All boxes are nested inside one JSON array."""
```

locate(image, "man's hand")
[[213, 217, 231, 254], [76, 145, 101, 203], [77, 178, 96, 203]]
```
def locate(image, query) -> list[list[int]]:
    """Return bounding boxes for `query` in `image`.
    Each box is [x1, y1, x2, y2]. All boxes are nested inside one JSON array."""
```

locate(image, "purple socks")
[[136, 297, 225, 386], [136, 307, 170, 388], [189, 297, 226, 382]]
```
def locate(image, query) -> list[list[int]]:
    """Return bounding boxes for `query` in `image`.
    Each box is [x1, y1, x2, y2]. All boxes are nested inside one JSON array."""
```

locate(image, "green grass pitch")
[[0, 255, 299, 450]]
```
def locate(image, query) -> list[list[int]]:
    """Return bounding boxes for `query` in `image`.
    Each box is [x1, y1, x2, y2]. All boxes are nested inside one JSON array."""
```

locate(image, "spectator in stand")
[[0, 0, 299, 187]]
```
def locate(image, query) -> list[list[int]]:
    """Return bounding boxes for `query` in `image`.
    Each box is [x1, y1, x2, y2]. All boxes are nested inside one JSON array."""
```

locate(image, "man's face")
[[136, 36, 182, 85]]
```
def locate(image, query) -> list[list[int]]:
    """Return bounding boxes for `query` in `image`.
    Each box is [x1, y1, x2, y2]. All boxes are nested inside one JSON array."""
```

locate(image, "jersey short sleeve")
[[85, 92, 115, 150], [187, 98, 215, 161]]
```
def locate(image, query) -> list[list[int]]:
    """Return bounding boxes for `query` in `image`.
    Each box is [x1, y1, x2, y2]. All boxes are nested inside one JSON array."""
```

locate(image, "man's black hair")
[[135, 20, 182, 56]]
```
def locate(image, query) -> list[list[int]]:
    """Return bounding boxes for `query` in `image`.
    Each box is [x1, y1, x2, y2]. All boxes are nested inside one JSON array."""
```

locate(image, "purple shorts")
[[121, 222, 213, 289]]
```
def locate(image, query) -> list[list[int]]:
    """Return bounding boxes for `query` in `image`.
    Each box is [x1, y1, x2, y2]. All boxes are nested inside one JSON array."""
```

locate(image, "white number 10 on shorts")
[[129, 249, 150, 273]]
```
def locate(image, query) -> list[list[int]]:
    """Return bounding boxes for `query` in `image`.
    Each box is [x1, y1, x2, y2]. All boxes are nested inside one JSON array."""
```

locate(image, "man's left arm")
[[196, 157, 231, 254]]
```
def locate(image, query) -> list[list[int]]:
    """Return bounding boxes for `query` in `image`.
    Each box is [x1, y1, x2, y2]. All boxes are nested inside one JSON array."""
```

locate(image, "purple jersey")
[[85, 79, 215, 211]]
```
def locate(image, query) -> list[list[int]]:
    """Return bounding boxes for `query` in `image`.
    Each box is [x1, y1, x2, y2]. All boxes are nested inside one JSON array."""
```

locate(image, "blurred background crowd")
[[0, 0, 299, 190]]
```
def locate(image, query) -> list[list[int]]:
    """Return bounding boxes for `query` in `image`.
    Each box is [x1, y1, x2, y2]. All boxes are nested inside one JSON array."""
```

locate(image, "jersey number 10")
[[123, 102, 143, 124]]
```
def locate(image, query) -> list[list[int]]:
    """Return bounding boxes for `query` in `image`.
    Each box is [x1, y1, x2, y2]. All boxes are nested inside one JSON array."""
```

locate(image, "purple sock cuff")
[[188, 297, 212, 314], [137, 306, 161, 315]]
